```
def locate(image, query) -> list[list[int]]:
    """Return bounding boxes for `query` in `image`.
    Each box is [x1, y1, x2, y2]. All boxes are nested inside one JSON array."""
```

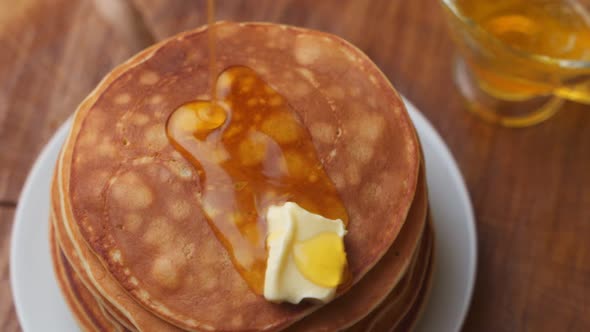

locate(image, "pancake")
[[393, 226, 435, 332], [349, 219, 434, 331], [50, 224, 124, 332], [53, 21, 420, 331], [346, 220, 432, 332], [285, 162, 428, 331]]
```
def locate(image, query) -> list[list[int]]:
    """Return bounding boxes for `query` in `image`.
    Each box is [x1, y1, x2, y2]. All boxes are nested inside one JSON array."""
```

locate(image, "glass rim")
[[439, 0, 590, 70]]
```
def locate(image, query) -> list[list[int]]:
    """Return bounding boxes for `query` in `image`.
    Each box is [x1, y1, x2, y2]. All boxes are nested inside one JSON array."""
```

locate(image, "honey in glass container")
[[442, 0, 590, 127]]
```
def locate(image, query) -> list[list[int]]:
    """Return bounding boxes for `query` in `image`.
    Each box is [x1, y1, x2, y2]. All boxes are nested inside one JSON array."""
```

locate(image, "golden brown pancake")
[[53, 21, 420, 331], [393, 227, 435, 332], [51, 224, 124, 332]]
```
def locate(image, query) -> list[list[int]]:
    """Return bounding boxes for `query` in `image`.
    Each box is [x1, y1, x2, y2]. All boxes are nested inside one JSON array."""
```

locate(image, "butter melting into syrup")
[[166, 66, 349, 294]]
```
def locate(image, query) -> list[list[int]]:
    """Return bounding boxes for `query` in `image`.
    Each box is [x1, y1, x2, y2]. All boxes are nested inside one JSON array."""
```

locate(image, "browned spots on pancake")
[[110, 172, 153, 210], [309, 122, 336, 144], [341, 47, 360, 63], [359, 113, 386, 142], [131, 113, 150, 126], [294, 34, 326, 65], [294, 33, 350, 73], [144, 123, 168, 151], [152, 256, 181, 289], [148, 94, 164, 105], [168, 163, 195, 181], [369, 74, 378, 86], [97, 138, 116, 158], [336, 106, 385, 171], [114, 93, 131, 105], [326, 85, 346, 99], [129, 276, 139, 286], [110, 249, 123, 264], [138, 289, 150, 301], [140, 71, 160, 85]]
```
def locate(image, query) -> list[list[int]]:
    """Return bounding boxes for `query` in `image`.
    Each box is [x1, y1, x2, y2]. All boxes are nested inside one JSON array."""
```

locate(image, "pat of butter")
[[264, 202, 347, 304]]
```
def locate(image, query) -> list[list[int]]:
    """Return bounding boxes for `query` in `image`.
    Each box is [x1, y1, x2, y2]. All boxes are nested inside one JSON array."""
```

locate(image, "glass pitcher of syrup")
[[441, 0, 590, 127]]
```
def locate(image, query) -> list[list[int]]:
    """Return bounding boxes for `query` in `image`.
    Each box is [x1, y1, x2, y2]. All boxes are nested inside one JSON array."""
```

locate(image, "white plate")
[[10, 98, 476, 332]]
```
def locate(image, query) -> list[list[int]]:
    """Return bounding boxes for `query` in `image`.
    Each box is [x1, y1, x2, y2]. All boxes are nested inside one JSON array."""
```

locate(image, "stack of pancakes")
[[50, 22, 434, 331]]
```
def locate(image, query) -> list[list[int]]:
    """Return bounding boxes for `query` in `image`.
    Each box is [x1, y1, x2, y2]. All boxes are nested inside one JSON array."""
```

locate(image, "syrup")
[[167, 66, 348, 294], [167, 0, 348, 294]]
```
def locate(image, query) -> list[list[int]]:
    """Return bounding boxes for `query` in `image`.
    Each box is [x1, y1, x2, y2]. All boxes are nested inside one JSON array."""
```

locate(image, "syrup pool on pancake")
[[166, 66, 351, 302]]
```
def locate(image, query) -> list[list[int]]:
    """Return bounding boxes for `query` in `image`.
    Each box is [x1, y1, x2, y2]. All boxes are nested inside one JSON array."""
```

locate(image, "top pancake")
[[59, 22, 420, 331]]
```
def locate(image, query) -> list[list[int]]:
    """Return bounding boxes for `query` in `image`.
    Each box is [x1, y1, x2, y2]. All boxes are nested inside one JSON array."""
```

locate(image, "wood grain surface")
[[1, 1, 588, 331]]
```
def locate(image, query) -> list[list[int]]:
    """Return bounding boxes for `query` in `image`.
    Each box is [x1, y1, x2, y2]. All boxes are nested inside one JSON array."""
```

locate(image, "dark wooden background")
[[1, 0, 588, 331]]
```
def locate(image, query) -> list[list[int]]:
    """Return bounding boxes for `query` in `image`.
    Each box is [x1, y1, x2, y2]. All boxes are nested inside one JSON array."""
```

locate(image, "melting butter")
[[294, 232, 346, 288], [264, 202, 347, 304]]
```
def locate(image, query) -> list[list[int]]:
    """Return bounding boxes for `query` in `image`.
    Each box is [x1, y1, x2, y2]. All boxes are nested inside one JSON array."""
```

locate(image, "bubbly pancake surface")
[[62, 22, 420, 331]]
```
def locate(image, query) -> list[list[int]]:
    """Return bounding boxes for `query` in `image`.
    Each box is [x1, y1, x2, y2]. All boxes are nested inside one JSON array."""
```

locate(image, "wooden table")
[[1, 1, 588, 331]]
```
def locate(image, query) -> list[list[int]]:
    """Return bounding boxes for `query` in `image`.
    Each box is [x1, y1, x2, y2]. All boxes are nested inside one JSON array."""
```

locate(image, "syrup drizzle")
[[166, 2, 349, 294]]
